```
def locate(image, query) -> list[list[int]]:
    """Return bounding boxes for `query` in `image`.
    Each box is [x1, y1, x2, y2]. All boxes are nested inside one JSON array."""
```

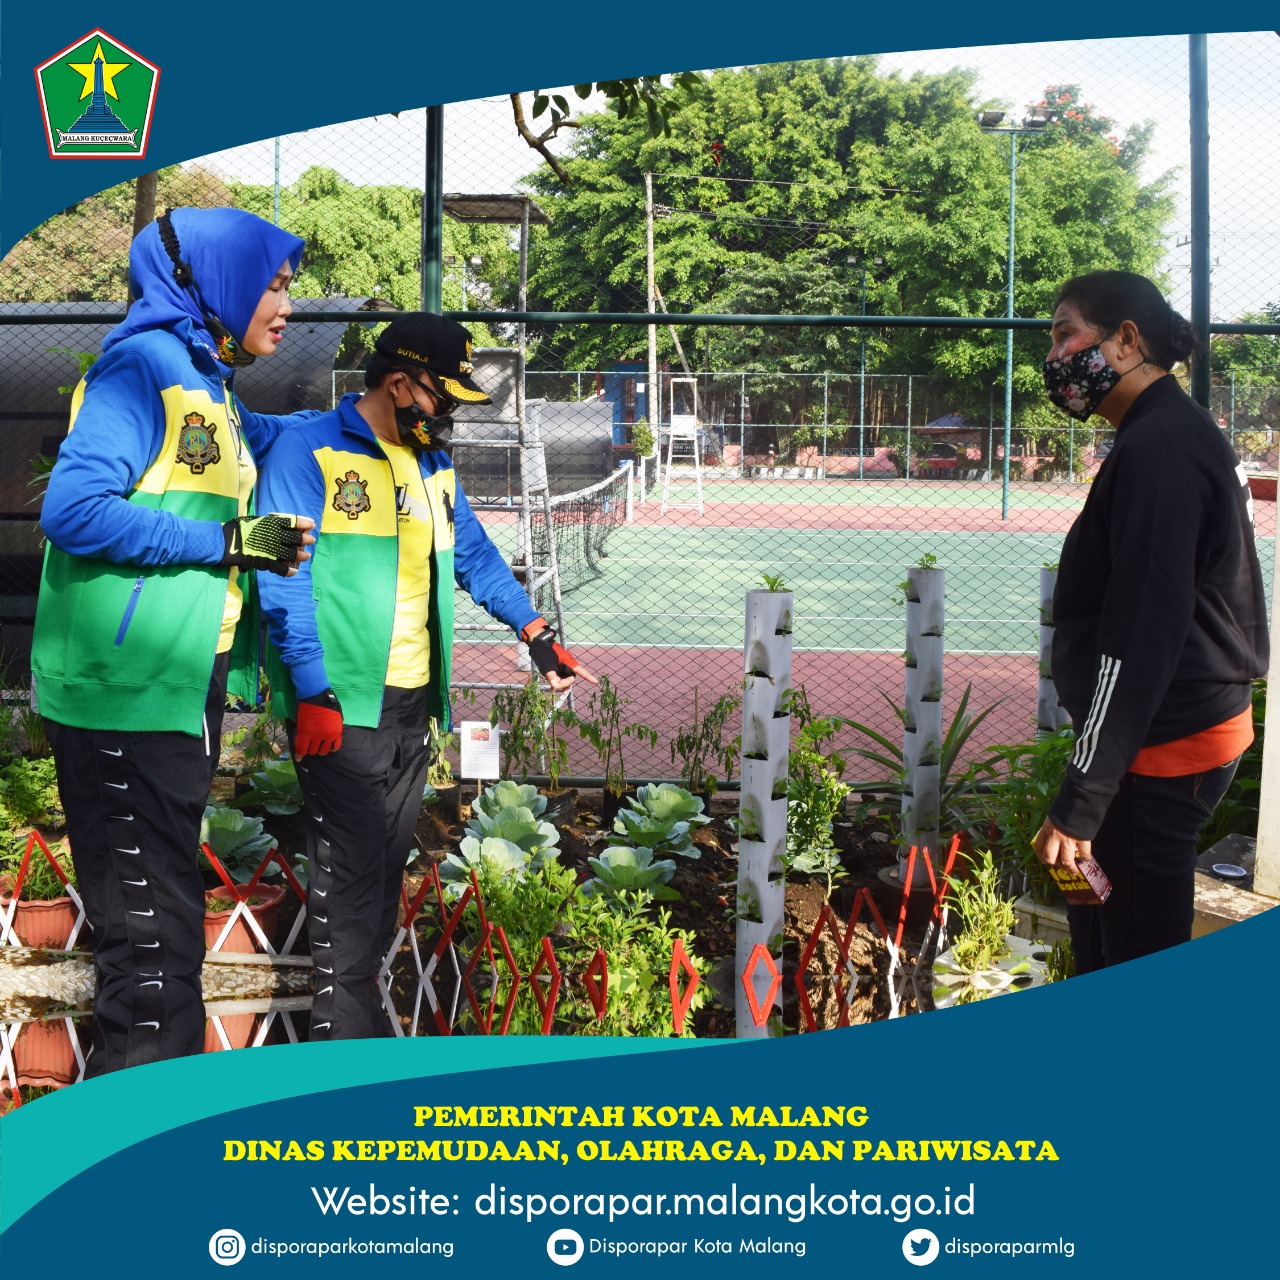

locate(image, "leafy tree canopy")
[[523, 58, 1175, 430]]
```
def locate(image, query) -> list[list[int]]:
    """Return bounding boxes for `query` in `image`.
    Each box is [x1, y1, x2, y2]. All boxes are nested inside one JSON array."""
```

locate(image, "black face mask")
[[394, 374, 457, 451]]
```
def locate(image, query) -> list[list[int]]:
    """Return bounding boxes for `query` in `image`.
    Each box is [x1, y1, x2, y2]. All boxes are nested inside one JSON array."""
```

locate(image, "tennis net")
[[529, 463, 631, 599]]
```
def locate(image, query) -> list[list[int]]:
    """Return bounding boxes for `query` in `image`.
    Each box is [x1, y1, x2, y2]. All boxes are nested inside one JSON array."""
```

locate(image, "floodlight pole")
[[980, 117, 1051, 521]]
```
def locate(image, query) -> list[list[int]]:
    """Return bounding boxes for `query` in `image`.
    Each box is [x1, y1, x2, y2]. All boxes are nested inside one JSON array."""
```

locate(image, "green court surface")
[[461, 523, 1277, 656]]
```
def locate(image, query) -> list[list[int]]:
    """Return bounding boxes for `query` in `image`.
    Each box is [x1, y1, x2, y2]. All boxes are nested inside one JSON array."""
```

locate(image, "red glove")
[[295, 689, 343, 757], [520, 619, 583, 679]]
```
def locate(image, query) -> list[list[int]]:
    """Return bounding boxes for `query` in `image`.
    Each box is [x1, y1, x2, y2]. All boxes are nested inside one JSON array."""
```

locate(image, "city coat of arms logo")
[[177, 412, 220, 474], [35, 30, 160, 159], [333, 471, 372, 520]]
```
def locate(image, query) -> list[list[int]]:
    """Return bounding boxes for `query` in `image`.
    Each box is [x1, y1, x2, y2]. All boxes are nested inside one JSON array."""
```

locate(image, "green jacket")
[[256, 394, 540, 730], [33, 325, 296, 735]]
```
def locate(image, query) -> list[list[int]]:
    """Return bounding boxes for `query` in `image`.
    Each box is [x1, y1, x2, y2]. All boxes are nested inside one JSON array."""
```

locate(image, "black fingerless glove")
[[521, 620, 583, 679], [221, 513, 305, 576]]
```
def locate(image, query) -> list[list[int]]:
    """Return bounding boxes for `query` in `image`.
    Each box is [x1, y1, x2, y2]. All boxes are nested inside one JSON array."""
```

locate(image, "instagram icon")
[[209, 1228, 247, 1266]]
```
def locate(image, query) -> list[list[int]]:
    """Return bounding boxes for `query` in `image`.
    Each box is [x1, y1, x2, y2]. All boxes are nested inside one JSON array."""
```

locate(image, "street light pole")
[[978, 109, 1055, 520]]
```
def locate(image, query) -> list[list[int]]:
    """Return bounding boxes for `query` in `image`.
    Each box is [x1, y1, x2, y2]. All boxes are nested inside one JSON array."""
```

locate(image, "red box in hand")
[[1048, 858, 1112, 905]]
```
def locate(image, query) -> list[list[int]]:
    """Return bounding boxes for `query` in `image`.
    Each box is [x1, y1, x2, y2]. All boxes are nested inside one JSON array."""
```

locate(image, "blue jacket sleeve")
[[450, 478, 541, 634], [40, 349, 225, 566], [236, 396, 326, 468], [255, 428, 331, 699]]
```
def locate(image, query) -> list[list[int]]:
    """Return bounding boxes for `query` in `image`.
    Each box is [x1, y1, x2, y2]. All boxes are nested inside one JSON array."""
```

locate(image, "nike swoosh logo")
[[314, 889, 328, 897], [317, 985, 334, 996], [315, 940, 332, 948], [123, 878, 148, 885], [116, 846, 141, 855], [313, 915, 327, 923], [98, 747, 123, 756], [111, 814, 134, 821], [135, 1021, 161, 1030], [317, 965, 334, 974], [106, 782, 129, 790], [140, 980, 164, 989], [138, 941, 161, 948], [313, 1023, 331, 1032], [128, 909, 155, 917]]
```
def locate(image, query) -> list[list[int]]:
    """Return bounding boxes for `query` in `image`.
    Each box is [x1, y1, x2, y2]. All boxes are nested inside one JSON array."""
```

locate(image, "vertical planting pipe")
[[901, 565, 944, 886], [1037, 567, 1070, 734], [736, 589, 793, 1038]]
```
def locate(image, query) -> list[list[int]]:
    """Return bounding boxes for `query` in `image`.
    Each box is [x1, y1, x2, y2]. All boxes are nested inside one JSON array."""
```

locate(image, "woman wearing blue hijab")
[[32, 207, 315, 1076]]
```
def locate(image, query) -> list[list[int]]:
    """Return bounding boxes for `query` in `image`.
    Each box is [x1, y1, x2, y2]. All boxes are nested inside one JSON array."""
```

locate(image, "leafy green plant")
[[438, 835, 537, 900], [199, 804, 275, 883], [573, 675, 658, 798], [758, 572, 787, 592], [782, 686, 851, 900], [427, 719, 457, 788], [474, 780, 548, 820], [614, 784, 709, 859], [232, 758, 304, 816], [0, 836, 73, 901], [491, 676, 571, 790], [582, 845, 679, 901], [944, 848, 1016, 975], [981, 728, 1076, 903], [670, 686, 740, 797], [222, 693, 286, 775], [845, 684, 1002, 846], [630, 418, 656, 457], [464, 804, 560, 860], [0, 757, 62, 830]]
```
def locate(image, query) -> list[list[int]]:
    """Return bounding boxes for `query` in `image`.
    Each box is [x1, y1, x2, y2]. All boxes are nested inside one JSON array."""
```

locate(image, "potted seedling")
[[572, 675, 659, 827], [199, 804, 284, 954], [670, 686, 741, 807], [0, 832, 80, 950], [931, 849, 1049, 1008], [491, 677, 575, 822], [427, 719, 462, 823]]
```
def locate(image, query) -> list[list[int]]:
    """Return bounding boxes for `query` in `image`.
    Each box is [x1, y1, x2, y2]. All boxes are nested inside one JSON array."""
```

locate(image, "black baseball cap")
[[374, 313, 492, 404]]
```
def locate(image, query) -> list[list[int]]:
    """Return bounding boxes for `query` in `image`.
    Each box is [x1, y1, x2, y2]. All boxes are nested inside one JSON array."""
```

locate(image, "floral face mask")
[[1042, 343, 1122, 422]]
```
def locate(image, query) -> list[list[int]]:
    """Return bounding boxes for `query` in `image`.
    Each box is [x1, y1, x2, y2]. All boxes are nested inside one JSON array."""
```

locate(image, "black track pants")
[[290, 684, 431, 1041], [45, 654, 229, 1076]]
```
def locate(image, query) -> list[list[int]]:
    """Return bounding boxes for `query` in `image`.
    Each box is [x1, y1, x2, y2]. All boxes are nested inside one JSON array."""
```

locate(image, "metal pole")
[[859, 261, 867, 482], [273, 138, 281, 226], [821, 372, 829, 478], [1001, 133, 1017, 520], [422, 106, 444, 312], [645, 172, 658, 488], [739, 371, 746, 478], [905, 375, 913, 480], [1188, 34, 1212, 408]]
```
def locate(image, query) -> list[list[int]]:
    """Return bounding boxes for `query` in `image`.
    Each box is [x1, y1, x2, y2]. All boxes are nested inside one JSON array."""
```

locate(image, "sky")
[[187, 33, 1278, 322]]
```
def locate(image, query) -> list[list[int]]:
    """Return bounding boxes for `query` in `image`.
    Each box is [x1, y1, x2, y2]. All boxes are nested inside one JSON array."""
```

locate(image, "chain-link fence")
[[2, 33, 1278, 778]]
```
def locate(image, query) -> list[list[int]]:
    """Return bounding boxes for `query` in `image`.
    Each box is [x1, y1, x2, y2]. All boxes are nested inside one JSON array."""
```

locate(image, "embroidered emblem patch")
[[333, 470, 371, 520], [176, 411, 220, 473]]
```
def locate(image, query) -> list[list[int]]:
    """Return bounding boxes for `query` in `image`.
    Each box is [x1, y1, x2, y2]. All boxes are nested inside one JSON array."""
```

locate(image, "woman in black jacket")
[[1032, 271, 1268, 971]]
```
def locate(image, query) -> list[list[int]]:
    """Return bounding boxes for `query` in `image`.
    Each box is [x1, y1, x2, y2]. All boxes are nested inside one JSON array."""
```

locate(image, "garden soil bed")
[[389, 789, 930, 1038]]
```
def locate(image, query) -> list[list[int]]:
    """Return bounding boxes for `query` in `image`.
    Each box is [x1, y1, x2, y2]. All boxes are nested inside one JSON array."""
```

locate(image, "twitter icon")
[[903, 1228, 940, 1266]]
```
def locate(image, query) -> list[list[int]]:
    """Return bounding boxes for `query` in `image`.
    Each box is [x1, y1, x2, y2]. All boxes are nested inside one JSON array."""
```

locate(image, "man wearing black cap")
[[256, 313, 594, 1040]]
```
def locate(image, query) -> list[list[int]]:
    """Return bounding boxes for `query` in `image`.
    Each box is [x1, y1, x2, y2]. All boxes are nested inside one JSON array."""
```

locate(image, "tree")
[[521, 59, 1176, 455], [0, 165, 234, 302]]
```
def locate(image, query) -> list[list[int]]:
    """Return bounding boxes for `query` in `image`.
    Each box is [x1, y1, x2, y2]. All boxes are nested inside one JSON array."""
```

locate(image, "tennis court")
[[453, 472, 1276, 776]]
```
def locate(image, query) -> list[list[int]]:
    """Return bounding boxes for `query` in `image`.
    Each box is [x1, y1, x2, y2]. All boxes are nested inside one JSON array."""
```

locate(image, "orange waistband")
[[1128, 706, 1253, 777]]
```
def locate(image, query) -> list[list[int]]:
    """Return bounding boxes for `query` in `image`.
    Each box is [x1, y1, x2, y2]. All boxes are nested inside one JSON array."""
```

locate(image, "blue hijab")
[[103, 207, 305, 354]]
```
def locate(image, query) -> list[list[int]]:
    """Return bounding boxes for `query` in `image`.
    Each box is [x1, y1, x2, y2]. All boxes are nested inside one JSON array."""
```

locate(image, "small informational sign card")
[[458, 720, 501, 780]]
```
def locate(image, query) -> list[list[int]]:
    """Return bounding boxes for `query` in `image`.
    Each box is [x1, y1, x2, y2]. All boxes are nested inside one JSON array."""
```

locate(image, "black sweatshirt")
[[1048, 374, 1270, 839]]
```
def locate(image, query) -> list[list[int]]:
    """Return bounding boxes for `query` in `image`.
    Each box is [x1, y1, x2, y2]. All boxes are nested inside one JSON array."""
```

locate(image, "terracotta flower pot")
[[203, 883, 285, 954], [0, 892, 78, 949], [14, 1018, 79, 1087]]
